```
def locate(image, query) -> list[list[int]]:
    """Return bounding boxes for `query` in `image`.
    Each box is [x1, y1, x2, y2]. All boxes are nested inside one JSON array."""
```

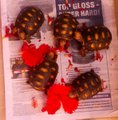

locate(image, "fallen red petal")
[[38, 44, 51, 55], [61, 78, 66, 84], [32, 97, 38, 108], [21, 42, 44, 67], [74, 67, 80, 72], [42, 84, 78, 114], [62, 95, 78, 113], [95, 51, 103, 62], [41, 95, 61, 114]]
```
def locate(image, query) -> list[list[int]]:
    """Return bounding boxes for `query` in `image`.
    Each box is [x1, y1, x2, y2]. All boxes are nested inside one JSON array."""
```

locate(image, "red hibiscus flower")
[[42, 84, 78, 114], [21, 42, 54, 67]]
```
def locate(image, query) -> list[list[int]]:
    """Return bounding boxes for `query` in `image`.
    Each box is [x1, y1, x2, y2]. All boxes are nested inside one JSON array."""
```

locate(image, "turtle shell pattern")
[[54, 13, 78, 41], [28, 59, 58, 91], [15, 6, 44, 36], [81, 25, 112, 51], [70, 70, 102, 100]]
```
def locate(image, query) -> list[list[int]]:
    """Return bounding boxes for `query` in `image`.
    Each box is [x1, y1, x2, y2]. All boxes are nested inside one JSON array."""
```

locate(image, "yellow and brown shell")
[[15, 6, 44, 39], [69, 70, 102, 100], [77, 25, 112, 52], [27, 57, 58, 92], [54, 13, 78, 41]]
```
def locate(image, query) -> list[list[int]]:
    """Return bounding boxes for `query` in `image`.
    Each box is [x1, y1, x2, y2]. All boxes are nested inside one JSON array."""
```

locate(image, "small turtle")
[[54, 13, 78, 49], [69, 69, 102, 100], [13, 6, 44, 41], [74, 25, 112, 56], [27, 51, 58, 92]]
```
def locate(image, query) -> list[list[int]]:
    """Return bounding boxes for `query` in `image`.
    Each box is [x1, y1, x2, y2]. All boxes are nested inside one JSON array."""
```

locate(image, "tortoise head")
[[45, 51, 57, 62], [74, 30, 87, 56], [74, 30, 84, 45], [58, 38, 67, 48], [18, 29, 31, 42], [17, 29, 26, 40], [56, 37, 71, 50], [68, 90, 78, 99]]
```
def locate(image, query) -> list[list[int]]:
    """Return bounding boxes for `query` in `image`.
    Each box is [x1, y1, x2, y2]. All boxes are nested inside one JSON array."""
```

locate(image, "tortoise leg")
[[18, 29, 26, 40], [36, 29, 41, 39], [12, 27, 18, 35], [26, 35, 31, 43], [106, 46, 109, 49], [79, 48, 86, 57], [19, 31, 31, 43], [26, 80, 30, 84], [59, 39, 67, 48]]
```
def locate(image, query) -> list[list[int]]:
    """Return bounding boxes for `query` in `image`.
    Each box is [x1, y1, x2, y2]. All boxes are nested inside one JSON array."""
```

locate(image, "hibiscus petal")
[[61, 95, 78, 113], [22, 43, 44, 67], [42, 96, 61, 114], [38, 44, 51, 55], [42, 84, 78, 114]]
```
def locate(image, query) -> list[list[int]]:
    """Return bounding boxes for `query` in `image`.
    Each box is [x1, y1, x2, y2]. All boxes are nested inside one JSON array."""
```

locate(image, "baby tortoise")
[[13, 6, 44, 41], [27, 51, 58, 92], [74, 25, 112, 56], [69, 69, 102, 100], [54, 13, 78, 49]]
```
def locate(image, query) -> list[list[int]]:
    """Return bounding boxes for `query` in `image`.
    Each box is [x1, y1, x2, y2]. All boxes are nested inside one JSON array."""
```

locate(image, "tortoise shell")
[[15, 6, 44, 39], [75, 25, 112, 52], [27, 53, 58, 92], [69, 70, 102, 100], [54, 13, 78, 41]]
